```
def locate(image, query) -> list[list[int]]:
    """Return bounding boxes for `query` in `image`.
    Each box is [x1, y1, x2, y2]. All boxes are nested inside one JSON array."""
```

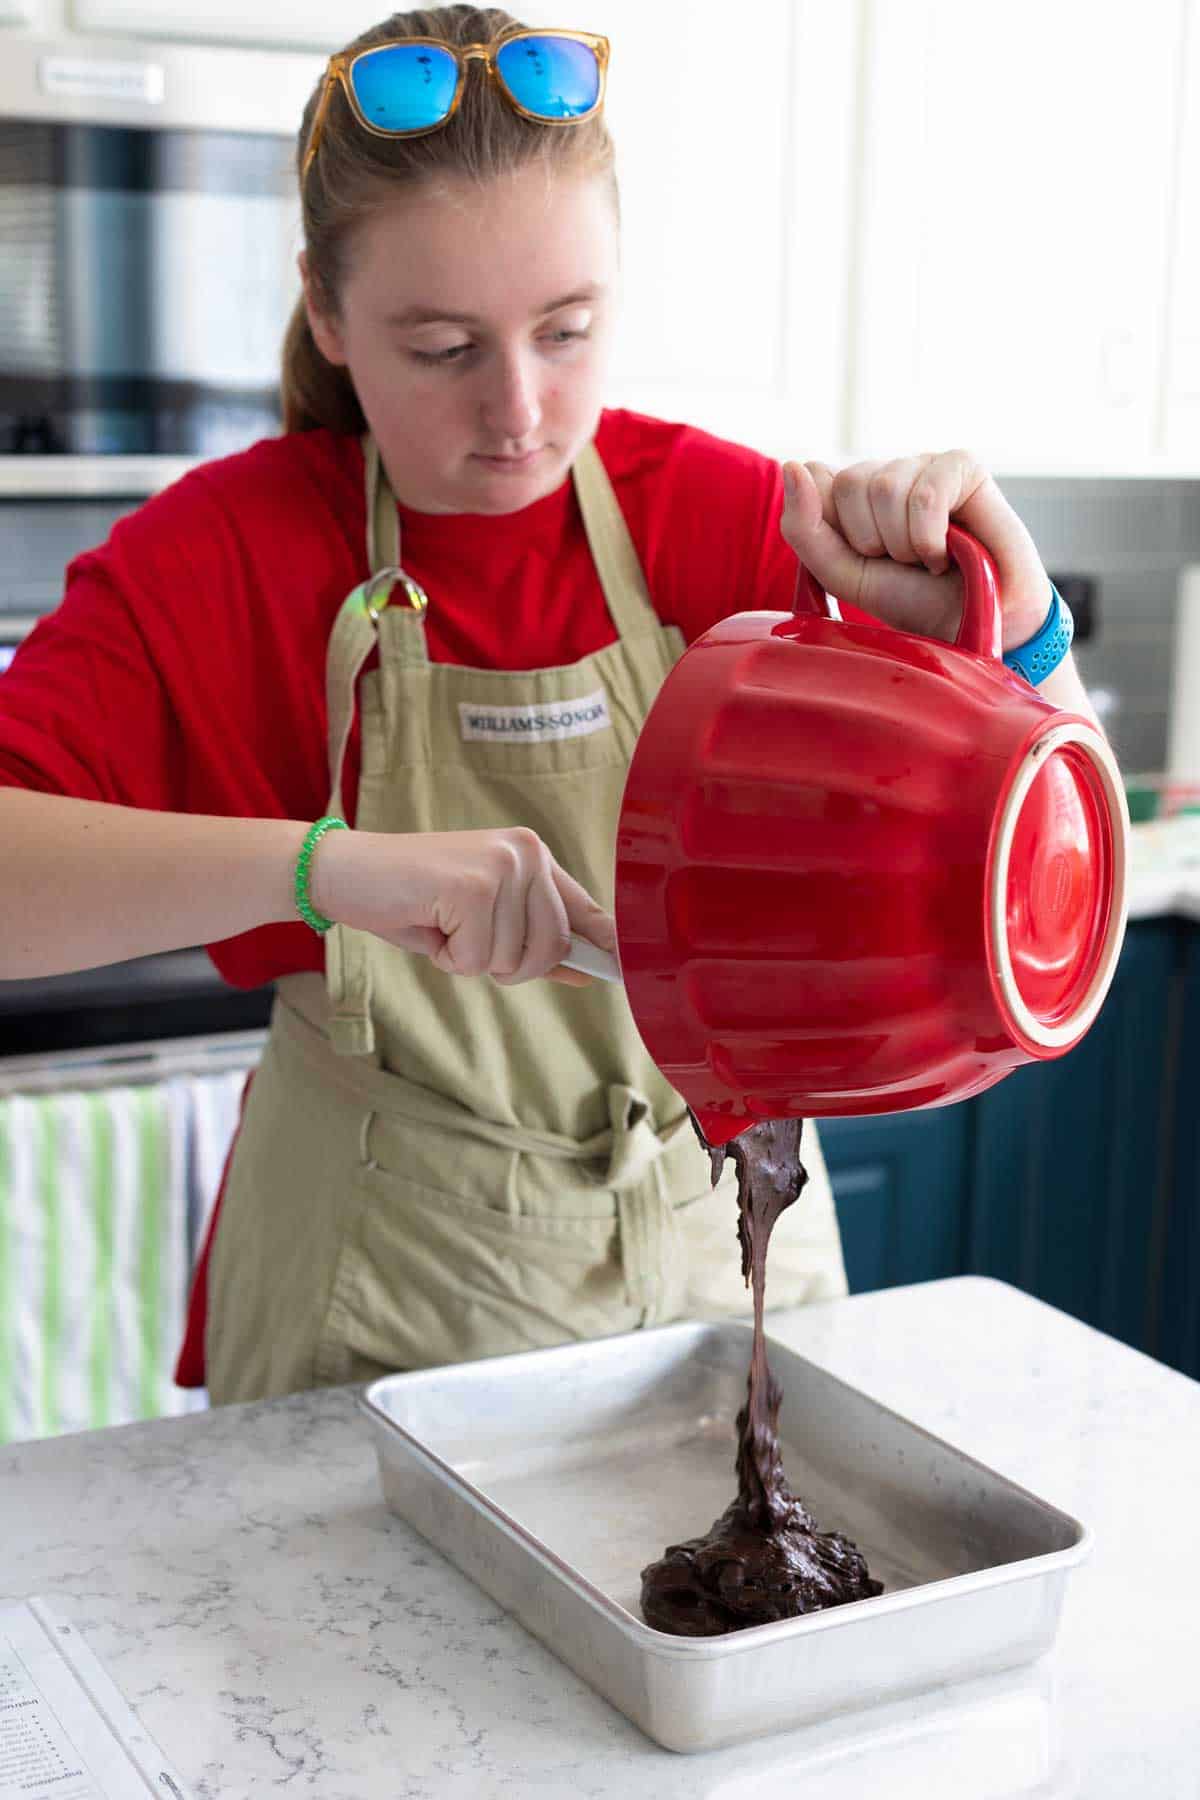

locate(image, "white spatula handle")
[[562, 933, 622, 983]]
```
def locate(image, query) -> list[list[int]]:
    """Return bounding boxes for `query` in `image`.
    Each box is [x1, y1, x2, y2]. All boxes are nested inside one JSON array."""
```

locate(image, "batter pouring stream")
[[639, 1117, 883, 1636]]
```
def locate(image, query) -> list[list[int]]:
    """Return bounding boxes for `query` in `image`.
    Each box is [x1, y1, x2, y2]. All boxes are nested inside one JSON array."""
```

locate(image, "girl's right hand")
[[307, 825, 616, 987]]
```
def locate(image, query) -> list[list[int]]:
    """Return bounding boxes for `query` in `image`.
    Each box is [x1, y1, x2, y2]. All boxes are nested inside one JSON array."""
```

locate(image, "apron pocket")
[[316, 1160, 641, 1377], [314, 1113, 847, 1382], [363, 1108, 622, 1222]]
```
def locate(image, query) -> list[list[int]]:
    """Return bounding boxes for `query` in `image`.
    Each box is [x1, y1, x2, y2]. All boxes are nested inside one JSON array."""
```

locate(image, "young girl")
[[0, 7, 1095, 1405]]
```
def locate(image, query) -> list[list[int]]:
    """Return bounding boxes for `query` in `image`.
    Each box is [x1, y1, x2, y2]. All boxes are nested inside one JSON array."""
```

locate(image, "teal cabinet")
[[821, 919, 1194, 1376], [967, 920, 1176, 1356], [1160, 924, 1200, 1378], [818, 1106, 969, 1294]]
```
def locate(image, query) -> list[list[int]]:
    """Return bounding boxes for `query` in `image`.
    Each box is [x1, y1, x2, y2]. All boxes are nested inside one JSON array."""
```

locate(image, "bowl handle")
[[792, 522, 1003, 659]]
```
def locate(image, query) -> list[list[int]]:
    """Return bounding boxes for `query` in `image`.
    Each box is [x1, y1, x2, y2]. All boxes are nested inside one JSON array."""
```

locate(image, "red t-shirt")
[[0, 408, 823, 987]]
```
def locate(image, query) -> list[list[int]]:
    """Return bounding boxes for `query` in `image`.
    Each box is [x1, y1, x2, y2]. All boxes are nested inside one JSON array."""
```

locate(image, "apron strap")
[[320, 435, 409, 1057], [571, 440, 662, 640], [365, 431, 399, 571], [325, 586, 376, 827], [323, 584, 380, 1056]]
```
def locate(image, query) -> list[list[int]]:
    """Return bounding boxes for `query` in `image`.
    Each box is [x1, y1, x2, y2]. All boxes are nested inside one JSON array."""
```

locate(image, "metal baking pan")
[[360, 1320, 1089, 1753]]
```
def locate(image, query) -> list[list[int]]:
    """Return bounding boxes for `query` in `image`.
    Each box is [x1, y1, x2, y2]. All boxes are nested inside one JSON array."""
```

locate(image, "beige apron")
[[205, 435, 847, 1405]]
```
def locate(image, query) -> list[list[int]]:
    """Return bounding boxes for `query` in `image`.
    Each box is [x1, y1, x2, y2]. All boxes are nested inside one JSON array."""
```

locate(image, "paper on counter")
[[0, 1598, 190, 1800]]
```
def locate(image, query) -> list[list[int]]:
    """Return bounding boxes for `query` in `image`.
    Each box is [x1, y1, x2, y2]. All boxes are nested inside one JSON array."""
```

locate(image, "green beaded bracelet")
[[294, 815, 347, 934]]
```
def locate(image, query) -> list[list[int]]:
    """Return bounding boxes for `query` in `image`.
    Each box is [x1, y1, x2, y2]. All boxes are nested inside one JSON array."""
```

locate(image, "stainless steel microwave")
[[0, 34, 323, 497]]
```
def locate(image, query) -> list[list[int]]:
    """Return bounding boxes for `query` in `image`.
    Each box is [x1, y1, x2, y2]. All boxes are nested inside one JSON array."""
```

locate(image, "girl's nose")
[[480, 350, 542, 446]]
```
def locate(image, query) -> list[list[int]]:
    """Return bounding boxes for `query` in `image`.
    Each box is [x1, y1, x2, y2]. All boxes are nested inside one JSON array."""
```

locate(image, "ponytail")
[[280, 297, 365, 436]]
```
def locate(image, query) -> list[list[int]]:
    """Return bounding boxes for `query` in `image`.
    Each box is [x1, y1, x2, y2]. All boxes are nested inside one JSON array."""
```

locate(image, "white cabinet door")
[[1163, 0, 1200, 461], [71, 0, 383, 50], [539, 0, 857, 462], [850, 0, 1183, 473]]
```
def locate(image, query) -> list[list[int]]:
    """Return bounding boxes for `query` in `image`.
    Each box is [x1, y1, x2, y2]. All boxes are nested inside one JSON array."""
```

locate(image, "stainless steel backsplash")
[[1001, 476, 1200, 777]]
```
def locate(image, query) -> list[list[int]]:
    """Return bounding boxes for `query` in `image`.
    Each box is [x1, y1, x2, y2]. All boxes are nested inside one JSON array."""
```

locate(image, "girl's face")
[[304, 165, 619, 515]]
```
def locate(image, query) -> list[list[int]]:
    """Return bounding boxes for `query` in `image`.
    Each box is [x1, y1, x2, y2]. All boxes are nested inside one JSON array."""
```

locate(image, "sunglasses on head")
[[302, 28, 610, 181]]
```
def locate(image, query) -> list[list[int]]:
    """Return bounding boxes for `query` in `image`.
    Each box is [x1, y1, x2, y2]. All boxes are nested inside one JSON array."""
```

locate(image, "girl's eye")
[[408, 328, 590, 367], [410, 343, 473, 365]]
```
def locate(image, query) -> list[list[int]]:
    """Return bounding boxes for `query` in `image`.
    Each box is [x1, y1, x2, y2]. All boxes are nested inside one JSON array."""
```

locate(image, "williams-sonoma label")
[[458, 688, 612, 745]]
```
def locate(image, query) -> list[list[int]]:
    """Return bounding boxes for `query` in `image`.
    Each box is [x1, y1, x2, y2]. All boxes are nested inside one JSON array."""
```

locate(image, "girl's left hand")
[[779, 449, 1051, 654]]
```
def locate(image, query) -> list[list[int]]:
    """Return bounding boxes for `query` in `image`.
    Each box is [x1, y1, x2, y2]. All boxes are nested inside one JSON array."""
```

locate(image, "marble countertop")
[[1127, 815, 1200, 920], [1, 1276, 1196, 1799]]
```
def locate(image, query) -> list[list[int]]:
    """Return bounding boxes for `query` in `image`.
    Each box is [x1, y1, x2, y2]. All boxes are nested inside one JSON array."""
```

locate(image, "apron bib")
[[204, 435, 846, 1404]]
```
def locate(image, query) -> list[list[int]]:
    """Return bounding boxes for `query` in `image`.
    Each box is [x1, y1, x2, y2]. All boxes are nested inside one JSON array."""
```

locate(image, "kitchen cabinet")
[[817, 1106, 968, 1294], [1162, 1, 1200, 462], [849, 0, 1184, 473], [965, 920, 1176, 1354], [584, 0, 858, 463], [1159, 920, 1200, 1376], [825, 919, 1196, 1375]]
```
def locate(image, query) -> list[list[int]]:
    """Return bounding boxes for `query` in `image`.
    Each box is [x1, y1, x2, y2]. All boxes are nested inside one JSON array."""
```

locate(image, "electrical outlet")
[[1048, 573, 1098, 643]]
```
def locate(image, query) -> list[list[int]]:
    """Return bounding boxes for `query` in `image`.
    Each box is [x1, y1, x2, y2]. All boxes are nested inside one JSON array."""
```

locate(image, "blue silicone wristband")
[[1002, 582, 1074, 686]]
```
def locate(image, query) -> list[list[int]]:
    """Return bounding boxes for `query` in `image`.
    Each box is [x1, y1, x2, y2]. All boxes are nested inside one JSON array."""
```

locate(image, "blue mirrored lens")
[[350, 43, 458, 132], [495, 35, 600, 119]]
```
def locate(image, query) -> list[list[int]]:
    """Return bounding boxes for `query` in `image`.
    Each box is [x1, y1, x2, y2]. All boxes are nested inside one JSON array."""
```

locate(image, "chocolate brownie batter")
[[639, 1116, 882, 1636]]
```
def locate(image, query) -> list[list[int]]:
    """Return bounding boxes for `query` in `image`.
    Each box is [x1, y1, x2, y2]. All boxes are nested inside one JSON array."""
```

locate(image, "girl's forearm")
[[1036, 653, 1102, 733], [0, 789, 310, 978]]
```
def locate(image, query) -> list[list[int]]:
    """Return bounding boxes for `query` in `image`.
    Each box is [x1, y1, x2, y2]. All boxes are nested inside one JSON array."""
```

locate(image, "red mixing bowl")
[[610, 526, 1128, 1145]]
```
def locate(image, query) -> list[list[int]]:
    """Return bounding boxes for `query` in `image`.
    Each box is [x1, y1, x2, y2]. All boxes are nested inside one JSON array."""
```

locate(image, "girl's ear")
[[299, 250, 348, 366]]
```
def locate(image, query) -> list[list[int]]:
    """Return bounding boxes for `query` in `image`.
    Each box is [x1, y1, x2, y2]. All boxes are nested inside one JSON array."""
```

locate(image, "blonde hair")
[[281, 4, 617, 434]]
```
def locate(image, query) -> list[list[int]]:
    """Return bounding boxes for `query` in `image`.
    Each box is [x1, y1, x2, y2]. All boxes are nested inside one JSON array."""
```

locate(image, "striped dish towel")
[[0, 1070, 246, 1445]]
